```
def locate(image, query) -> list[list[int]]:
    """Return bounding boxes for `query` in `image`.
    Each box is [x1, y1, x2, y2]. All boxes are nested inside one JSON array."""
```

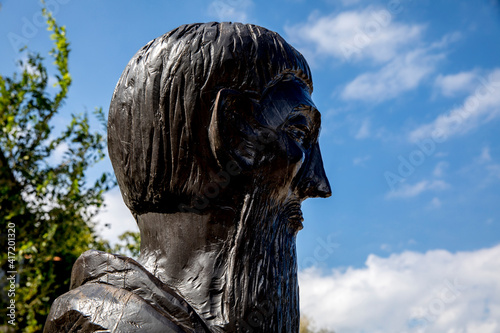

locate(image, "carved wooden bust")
[[44, 22, 331, 333]]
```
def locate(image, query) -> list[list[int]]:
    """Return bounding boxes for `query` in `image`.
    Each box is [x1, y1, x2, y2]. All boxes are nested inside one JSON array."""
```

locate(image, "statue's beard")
[[215, 188, 301, 332]]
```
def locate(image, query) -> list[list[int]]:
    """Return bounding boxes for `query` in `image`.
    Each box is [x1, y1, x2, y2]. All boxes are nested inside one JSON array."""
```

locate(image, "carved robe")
[[44, 250, 209, 333]]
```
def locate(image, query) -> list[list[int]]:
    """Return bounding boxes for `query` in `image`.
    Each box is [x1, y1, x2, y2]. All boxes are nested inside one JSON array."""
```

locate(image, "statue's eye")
[[287, 123, 311, 149]]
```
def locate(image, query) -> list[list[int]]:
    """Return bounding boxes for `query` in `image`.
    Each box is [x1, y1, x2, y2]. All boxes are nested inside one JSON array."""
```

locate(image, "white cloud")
[[380, 243, 392, 252], [341, 47, 444, 102], [286, 9, 461, 103], [429, 31, 462, 50], [409, 68, 500, 142], [95, 187, 138, 245], [433, 161, 448, 177], [435, 152, 449, 158], [299, 244, 500, 333], [386, 180, 449, 199], [208, 0, 253, 23], [479, 147, 500, 181], [355, 118, 371, 139], [49, 141, 69, 166], [478, 146, 492, 163], [285, 8, 424, 63], [457, 146, 500, 188], [435, 70, 478, 97], [353, 154, 371, 166], [429, 197, 442, 208]]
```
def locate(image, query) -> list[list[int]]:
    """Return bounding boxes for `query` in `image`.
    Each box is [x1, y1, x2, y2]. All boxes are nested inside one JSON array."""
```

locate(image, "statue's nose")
[[296, 143, 332, 199]]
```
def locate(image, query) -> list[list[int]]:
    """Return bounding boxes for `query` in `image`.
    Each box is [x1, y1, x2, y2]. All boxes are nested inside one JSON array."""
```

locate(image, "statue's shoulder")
[[43, 250, 209, 333]]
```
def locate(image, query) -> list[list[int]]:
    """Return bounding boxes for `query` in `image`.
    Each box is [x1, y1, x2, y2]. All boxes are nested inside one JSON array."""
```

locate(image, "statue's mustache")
[[282, 197, 304, 232]]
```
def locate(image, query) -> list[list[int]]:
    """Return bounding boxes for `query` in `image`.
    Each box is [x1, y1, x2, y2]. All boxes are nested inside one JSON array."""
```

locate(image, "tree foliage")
[[300, 315, 336, 333], [112, 231, 141, 259], [0, 8, 114, 332]]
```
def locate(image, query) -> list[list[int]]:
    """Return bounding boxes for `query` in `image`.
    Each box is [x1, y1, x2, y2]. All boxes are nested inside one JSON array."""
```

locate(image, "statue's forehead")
[[258, 78, 319, 126]]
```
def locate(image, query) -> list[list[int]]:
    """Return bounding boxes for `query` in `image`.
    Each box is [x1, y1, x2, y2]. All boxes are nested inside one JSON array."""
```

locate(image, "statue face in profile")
[[250, 76, 330, 203], [45, 22, 331, 333]]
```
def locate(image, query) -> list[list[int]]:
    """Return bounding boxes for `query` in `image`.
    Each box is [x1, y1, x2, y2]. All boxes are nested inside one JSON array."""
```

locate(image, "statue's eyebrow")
[[293, 104, 321, 133]]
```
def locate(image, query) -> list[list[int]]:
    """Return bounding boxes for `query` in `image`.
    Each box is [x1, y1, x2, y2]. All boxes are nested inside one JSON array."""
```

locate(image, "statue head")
[[108, 22, 330, 217], [107, 22, 331, 331]]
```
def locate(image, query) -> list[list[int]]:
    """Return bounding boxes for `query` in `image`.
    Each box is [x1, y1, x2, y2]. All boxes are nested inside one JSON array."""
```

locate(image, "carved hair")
[[108, 22, 312, 214]]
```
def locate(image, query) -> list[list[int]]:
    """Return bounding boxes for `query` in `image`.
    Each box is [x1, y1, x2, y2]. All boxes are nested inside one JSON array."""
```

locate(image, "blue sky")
[[2, 0, 500, 332]]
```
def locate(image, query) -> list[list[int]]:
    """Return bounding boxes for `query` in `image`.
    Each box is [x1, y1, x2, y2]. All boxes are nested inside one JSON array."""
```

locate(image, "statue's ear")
[[209, 89, 262, 170]]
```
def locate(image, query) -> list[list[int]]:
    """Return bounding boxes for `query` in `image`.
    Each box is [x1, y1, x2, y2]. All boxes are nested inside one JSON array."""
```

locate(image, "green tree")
[[112, 231, 141, 259], [300, 315, 336, 333], [0, 8, 114, 332]]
